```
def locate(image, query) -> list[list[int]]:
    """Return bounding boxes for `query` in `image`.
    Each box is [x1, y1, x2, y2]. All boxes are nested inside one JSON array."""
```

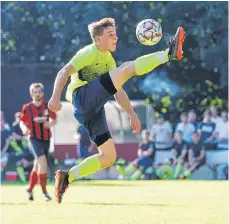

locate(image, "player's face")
[[31, 87, 44, 102], [141, 131, 149, 141], [204, 113, 211, 121], [99, 26, 118, 52]]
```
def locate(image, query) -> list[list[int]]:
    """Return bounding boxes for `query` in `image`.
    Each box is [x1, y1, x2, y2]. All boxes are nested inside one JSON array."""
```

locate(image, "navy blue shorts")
[[28, 137, 50, 159], [72, 73, 117, 142], [136, 157, 153, 170]]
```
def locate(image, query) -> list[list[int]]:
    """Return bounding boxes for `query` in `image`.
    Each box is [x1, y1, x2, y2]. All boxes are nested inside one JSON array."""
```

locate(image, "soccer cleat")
[[44, 193, 52, 201], [54, 170, 69, 204], [168, 27, 185, 60], [26, 189, 34, 201]]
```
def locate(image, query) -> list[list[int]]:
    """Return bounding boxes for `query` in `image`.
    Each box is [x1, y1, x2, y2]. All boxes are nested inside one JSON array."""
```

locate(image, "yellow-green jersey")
[[66, 43, 117, 102]]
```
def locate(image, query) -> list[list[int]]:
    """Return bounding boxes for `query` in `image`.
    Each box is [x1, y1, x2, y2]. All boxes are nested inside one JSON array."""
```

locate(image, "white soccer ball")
[[136, 19, 162, 46]]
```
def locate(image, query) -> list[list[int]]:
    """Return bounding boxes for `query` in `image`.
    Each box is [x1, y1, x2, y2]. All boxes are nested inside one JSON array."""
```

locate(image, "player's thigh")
[[37, 155, 48, 168], [43, 140, 50, 159], [82, 108, 110, 142], [138, 157, 153, 169], [109, 61, 136, 91], [28, 137, 45, 159], [73, 73, 116, 116]]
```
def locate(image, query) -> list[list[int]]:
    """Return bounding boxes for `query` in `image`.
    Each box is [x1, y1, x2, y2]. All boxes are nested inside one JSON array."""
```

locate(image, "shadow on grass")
[[68, 202, 178, 207], [1, 202, 28, 205], [72, 182, 135, 187]]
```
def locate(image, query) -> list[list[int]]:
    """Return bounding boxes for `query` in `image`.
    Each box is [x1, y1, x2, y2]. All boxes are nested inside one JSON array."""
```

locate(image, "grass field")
[[1, 180, 228, 224]]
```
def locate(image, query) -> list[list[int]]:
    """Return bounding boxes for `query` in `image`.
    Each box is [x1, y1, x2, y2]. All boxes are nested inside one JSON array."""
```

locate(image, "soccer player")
[[20, 83, 57, 201], [48, 18, 185, 203]]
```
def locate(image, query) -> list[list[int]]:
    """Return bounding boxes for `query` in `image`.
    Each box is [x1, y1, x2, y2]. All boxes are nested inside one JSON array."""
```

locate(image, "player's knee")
[[119, 61, 136, 76], [37, 155, 47, 168]]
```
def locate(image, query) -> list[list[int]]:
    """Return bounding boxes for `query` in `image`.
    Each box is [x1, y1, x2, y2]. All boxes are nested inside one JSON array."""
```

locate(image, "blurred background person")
[[181, 132, 206, 179], [116, 129, 155, 180], [150, 114, 173, 150], [210, 106, 222, 125], [171, 131, 188, 179], [213, 109, 228, 150], [187, 109, 199, 130], [175, 112, 196, 144], [74, 125, 93, 160], [197, 109, 216, 149]]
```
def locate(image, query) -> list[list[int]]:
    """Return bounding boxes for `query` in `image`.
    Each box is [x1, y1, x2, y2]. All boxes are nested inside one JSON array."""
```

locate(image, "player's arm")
[[44, 110, 57, 129], [114, 88, 141, 134], [137, 143, 143, 157], [49, 47, 95, 112], [1, 137, 11, 155], [142, 144, 154, 157], [53, 63, 77, 100], [114, 88, 136, 117], [19, 105, 30, 135]]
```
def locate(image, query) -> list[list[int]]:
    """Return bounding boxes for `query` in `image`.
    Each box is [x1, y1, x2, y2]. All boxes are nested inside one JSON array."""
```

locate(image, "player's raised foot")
[[26, 189, 34, 201], [55, 170, 69, 204], [168, 27, 185, 60], [44, 193, 52, 201]]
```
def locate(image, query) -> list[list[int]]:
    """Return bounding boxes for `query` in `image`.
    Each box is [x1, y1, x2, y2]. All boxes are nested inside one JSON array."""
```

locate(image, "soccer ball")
[[136, 19, 162, 46]]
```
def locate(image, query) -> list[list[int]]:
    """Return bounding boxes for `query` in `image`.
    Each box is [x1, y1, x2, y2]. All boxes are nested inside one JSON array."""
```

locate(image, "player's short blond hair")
[[88, 18, 116, 41], [29, 82, 44, 94]]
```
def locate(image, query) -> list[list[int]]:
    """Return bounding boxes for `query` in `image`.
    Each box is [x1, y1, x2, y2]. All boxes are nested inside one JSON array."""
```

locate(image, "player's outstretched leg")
[[110, 27, 185, 92]]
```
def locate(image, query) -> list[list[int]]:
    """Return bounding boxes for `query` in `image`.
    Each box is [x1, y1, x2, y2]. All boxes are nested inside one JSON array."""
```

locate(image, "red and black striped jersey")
[[20, 100, 57, 141]]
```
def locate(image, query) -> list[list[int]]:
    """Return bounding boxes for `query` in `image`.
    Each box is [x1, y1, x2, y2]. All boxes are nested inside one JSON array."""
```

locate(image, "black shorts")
[[72, 72, 117, 143], [190, 157, 206, 169], [28, 137, 50, 159]]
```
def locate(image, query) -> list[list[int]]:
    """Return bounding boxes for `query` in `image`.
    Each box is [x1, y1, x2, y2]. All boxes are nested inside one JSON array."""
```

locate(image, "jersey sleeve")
[[20, 105, 29, 124], [69, 45, 96, 72]]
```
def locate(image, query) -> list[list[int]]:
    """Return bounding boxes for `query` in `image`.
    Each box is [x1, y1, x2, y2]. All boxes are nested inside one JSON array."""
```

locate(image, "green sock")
[[135, 49, 169, 75], [68, 155, 101, 183], [156, 169, 163, 179], [16, 167, 26, 183], [131, 169, 142, 180], [10, 140, 22, 153], [124, 163, 135, 174], [184, 170, 191, 178], [116, 165, 126, 176], [174, 163, 183, 179], [22, 139, 28, 149], [163, 165, 174, 179]]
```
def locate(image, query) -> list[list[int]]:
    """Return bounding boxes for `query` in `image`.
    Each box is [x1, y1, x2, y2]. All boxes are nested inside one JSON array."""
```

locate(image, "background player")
[[20, 83, 57, 201], [48, 18, 185, 203], [116, 129, 155, 180]]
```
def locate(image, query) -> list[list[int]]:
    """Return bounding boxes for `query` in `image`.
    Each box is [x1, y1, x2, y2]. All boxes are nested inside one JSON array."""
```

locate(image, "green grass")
[[1, 180, 228, 224]]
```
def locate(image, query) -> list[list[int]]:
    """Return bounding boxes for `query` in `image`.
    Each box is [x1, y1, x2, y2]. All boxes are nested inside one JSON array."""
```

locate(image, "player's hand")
[[48, 97, 62, 112], [43, 122, 52, 129], [129, 113, 141, 134]]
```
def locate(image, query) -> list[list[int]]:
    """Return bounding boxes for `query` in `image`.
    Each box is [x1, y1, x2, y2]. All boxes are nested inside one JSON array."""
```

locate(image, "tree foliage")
[[1, 2, 228, 121]]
